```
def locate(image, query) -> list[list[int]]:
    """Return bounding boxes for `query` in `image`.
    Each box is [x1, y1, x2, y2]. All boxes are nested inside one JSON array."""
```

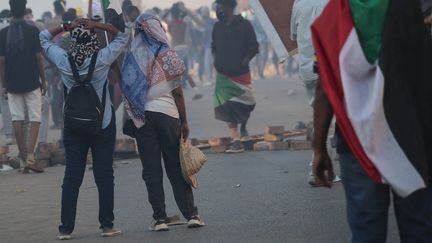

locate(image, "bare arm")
[[172, 86, 190, 141], [313, 81, 336, 187], [36, 52, 47, 96]]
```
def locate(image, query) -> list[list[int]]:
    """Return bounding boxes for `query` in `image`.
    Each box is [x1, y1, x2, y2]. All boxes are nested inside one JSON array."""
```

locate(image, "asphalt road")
[[0, 75, 400, 242]]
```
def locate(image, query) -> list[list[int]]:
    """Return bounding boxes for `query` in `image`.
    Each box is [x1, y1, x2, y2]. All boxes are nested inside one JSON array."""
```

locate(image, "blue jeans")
[[339, 153, 432, 243], [59, 115, 116, 234]]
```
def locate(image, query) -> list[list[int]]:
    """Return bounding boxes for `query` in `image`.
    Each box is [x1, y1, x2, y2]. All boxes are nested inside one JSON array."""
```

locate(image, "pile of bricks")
[[208, 137, 232, 153], [35, 142, 66, 167], [253, 126, 312, 152], [0, 145, 11, 169], [114, 139, 138, 160]]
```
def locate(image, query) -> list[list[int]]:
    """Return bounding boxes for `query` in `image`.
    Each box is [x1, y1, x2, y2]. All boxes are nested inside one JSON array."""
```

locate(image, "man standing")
[[291, 0, 337, 186], [312, 0, 432, 242], [212, 0, 258, 153], [0, 9, 13, 145], [0, 0, 47, 173]]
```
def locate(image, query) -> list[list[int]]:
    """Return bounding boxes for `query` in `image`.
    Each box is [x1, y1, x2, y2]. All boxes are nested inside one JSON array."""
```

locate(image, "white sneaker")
[[100, 227, 122, 237], [57, 233, 71, 240], [0, 164, 13, 172], [187, 215, 205, 228], [149, 219, 169, 232]]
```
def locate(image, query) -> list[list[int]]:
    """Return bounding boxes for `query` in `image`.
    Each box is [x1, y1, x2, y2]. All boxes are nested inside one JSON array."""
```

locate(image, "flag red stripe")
[[311, 0, 381, 182]]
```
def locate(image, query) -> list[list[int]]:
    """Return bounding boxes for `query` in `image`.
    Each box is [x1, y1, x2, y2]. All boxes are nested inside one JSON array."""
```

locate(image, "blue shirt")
[[40, 28, 130, 129]]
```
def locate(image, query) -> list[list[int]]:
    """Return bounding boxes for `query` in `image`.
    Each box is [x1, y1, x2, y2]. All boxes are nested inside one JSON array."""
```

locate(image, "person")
[[0, 9, 13, 145], [0, 0, 47, 173], [312, 0, 432, 242], [122, 13, 205, 232], [40, 18, 129, 240], [200, 6, 216, 86], [44, 0, 67, 129], [291, 0, 338, 187], [166, 2, 203, 100], [212, 0, 258, 153], [250, 11, 268, 80]]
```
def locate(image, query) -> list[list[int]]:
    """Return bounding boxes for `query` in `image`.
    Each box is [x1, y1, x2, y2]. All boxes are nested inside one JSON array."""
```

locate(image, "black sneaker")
[[149, 219, 169, 232], [187, 215, 205, 228], [226, 141, 245, 153]]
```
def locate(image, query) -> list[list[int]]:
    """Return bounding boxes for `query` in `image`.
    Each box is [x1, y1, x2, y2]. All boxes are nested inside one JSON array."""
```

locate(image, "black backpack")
[[64, 53, 107, 135]]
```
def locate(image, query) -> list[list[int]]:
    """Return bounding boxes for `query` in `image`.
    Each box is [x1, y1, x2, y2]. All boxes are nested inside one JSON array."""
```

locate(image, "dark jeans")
[[135, 111, 198, 221], [59, 116, 116, 234], [340, 153, 432, 243]]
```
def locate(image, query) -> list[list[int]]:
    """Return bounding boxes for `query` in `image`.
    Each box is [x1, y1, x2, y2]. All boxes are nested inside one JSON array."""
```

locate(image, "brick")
[[115, 139, 136, 152], [208, 137, 232, 146], [288, 140, 312, 151], [36, 159, 51, 168], [267, 141, 289, 151], [242, 140, 256, 151], [35, 151, 51, 160], [0, 154, 9, 162], [265, 126, 285, 135], [264, 133, 284, 142], [0, 146, 9, 155], [190, 138, 199, 146], [210, 145, 228, 153], [51, 149, 66, 165], [253, 142, 269, 151], [37, 143, 50, 153]]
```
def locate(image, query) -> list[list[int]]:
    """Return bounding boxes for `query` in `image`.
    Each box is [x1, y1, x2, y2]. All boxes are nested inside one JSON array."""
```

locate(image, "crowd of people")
[[0, 0, 431, 242]]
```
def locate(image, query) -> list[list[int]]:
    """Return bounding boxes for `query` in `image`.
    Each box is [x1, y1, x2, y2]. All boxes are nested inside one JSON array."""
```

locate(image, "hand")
[[82, 19, 99, 30], [181, 123, 190, 142], [313, 151, 335, 188], [40, 82, 48, 96]]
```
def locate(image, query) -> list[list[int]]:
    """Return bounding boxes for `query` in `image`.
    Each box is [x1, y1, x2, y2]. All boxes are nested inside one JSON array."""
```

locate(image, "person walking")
[[122, 13, 204, 232], [0, 0, 47, 173], [212, 0, 259, 153], [40, 18, 129, 240]]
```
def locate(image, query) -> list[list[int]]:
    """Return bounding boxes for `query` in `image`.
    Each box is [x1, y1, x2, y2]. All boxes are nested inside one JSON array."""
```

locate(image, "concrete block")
[[265, 126, 285, 135], [0, 146, 9, 155], [267, 141, 289, 151], [210, 145, 228, 153], [253, 142, 269, 151], [289, 140, 312, 151], [264, 133, 284, 142], [208, 137, 232, 146]]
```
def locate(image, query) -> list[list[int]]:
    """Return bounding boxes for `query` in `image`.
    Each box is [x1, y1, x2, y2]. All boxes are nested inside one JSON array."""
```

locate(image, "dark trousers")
[[340, 153, 432, 243], [59, 116, 116, 234], [135, 111, 198, 221]]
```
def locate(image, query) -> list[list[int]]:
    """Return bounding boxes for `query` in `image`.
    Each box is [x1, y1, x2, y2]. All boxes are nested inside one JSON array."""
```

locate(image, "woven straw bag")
[[179, 139, 207, 189]]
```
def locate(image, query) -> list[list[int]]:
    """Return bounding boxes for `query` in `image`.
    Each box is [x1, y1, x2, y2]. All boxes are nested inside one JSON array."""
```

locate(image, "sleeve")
[[98, 27, 131, 65], [39, 30, 67, 67], [244, 20, 259, 60]]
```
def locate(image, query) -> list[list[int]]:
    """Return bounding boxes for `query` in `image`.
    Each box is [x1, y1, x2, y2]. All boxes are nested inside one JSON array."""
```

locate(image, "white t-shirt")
[[145, 93, 179, 119]]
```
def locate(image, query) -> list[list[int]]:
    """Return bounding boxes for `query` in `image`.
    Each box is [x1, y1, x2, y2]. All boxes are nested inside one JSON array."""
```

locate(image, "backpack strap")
[[67, 52, 99, 84]]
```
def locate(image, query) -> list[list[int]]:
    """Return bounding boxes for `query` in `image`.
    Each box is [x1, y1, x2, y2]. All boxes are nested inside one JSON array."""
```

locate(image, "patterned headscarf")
[[68, 26, 100, 66]]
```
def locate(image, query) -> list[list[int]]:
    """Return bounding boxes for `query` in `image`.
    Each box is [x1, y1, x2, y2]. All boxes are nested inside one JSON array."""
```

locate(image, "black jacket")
[[212, 15, 259, 76]]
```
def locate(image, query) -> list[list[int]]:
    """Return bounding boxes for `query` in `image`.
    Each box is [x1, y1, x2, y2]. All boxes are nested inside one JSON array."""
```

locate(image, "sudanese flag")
[[312, 0, 432, 197]]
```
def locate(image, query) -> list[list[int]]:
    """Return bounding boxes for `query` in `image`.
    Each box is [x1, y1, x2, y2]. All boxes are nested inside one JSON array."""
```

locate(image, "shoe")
[[101, 227, 122, 237], [149, 219, 169, 232], [57, 233, 71, 240], [240, 129, 249, 139], [226, 141, 245, 154], [192, 94, 203, 100], [25, 159, 44, 173], [187, 215, 205, 228], [0, 164, 13, 172], [308, 174, 342, 187]]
